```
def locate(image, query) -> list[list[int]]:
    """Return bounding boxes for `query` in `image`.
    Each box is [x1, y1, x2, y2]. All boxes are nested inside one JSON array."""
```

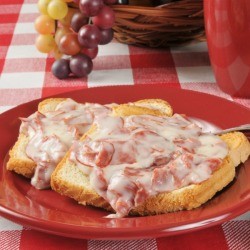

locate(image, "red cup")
[[204, 0, 250, 97]]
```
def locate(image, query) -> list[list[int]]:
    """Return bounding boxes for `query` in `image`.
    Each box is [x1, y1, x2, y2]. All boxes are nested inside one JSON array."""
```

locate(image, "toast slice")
[[51, 108, 250, 217], [7, 98, 66, 179], [7, 98, 173, 189]]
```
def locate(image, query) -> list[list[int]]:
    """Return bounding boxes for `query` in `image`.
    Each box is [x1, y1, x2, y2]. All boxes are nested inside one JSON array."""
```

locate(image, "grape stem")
[[68, 3, 79, 9], [55, 20, 58, 37]]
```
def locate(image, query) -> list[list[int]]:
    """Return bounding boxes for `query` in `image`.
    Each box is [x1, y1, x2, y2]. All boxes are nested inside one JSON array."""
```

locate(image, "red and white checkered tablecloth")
[[0, 0, 249, 249]]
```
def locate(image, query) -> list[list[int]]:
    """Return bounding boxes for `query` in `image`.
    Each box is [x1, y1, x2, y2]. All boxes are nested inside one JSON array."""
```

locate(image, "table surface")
[[0, 1, 249, 249]]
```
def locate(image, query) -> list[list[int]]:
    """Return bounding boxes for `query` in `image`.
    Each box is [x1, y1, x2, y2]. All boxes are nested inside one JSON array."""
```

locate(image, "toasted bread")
[[7, 98, 173, 189], [113, 99, 173, 117], [51, 101, 250, 217], [7, 98, 66, 178], [220, 132, 250, 167], [51, 153, 235, 216]]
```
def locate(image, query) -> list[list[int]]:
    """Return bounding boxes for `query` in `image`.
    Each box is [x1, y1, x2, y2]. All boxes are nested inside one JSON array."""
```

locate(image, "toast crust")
[[7, 134, 36, 178], [38, 98, 67, 113], [113, 99, 173, 117], [220, 132, 250, 167], [51, 154, 235, 216], [51, 152, 113, 212], [130, 156, 234, 216]]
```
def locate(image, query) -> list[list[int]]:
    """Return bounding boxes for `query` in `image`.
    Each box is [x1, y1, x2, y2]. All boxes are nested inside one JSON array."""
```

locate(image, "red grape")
[[52, 59, 71, 79], [70, 54, 93, 77], [99, 28, 113, 44], [92, 5, 115, 29], [71, 12, 89, 32], [82, 47, 98, 59], [55, 26, 71, 45], [78, 24, 101, 48], [59, 33, 81, 55], [79, 0, 104, 17]]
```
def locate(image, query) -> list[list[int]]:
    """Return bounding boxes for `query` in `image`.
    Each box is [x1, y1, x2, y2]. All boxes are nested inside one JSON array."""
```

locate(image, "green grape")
[[37, 0, 51, 15], [55, 26, 71, 45], [35, 34, 56, 53], [34, 15, 55, 35], [47, 0, 68, 20]]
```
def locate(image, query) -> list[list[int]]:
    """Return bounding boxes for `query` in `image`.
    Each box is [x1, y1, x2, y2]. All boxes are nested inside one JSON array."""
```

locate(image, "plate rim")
[[0, 85, 249, 240]]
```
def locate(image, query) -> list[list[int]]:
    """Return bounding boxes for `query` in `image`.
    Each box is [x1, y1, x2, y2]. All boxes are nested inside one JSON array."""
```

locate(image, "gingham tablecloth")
[[0, 1, 249, 249]]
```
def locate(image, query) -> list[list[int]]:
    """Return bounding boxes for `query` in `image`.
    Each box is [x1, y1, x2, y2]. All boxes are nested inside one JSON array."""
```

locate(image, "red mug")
[[204, 0, 250, 97]]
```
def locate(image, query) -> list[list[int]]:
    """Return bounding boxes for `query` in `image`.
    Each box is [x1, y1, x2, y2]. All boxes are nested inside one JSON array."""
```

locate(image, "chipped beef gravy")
[[69, 112, 228, 218]]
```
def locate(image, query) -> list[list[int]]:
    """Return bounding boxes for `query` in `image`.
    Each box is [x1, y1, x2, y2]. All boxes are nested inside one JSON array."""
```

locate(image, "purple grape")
[[52, 59, 70, 79], [82, 47, 98, 59], [99, 28, 113, 45], [70, 54, 93, 77], [78, 24, 101, 48], [71, 12, 89, 33], [79, 0, 104, 17], [92, 5, 115, 29]]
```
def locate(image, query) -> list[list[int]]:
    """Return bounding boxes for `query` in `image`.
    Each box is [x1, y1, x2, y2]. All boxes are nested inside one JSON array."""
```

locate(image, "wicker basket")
[[111, 0, 205, 47], [68, 0, 205, 48]]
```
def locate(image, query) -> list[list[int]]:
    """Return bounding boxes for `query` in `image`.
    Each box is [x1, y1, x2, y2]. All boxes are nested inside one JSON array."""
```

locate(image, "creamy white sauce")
[[21, 99, 111, 189], [70, 113, 228, 217]]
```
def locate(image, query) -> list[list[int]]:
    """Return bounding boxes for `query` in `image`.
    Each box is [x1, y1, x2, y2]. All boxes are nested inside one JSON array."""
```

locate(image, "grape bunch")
[[35, 0, 118, 79]]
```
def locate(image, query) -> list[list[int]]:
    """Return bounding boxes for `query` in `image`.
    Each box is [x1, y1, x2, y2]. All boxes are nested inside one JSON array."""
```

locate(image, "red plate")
[[0, 85, 249, 240]]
